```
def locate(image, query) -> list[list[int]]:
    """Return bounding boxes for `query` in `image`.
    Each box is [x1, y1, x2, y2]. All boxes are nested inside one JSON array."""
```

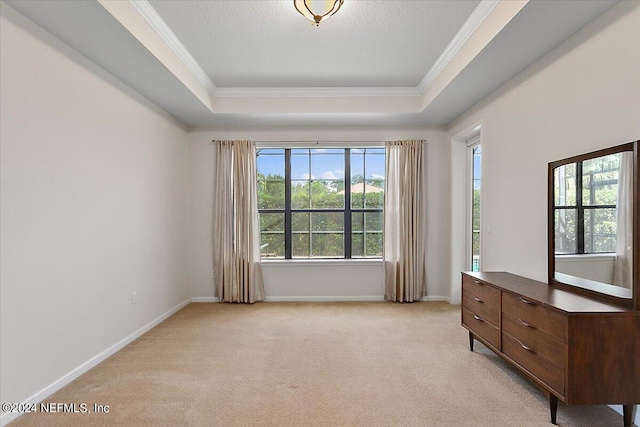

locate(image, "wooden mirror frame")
[[548, 140, 639, 310]]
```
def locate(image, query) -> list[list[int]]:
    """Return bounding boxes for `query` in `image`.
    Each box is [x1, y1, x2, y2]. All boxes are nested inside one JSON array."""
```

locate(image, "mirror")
[[548, 141, 639, 309]]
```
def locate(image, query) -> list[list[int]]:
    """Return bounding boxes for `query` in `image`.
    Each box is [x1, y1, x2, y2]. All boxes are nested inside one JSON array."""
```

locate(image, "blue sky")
[[473, 145, 481, 190], [257, 148, 385, 181]]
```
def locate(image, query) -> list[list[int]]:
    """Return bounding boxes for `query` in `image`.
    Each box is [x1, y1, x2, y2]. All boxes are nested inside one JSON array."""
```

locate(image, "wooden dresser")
[[461, 271, 640, 427]]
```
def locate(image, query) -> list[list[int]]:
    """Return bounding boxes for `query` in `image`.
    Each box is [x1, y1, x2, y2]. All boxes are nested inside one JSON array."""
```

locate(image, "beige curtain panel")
[[213, 140, 265, 303], [383, 140, 427, 302], [613, 151, 633, 288]]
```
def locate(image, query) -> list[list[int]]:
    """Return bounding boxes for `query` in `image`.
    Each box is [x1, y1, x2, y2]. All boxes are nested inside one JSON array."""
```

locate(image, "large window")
[[554, 153, 620, 254], [257, 148, 385, 259]]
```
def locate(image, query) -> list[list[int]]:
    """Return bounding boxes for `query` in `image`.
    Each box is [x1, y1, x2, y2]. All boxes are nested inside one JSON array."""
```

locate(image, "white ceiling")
[[148, 0, 481, 88], [4, 0, 621, 128]]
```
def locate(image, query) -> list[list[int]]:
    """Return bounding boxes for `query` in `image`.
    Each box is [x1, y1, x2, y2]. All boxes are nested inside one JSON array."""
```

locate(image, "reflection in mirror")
[[553, 151, 634, 289]]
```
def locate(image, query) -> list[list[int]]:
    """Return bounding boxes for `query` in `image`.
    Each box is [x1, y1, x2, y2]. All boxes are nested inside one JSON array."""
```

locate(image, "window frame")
[[257, 146, 384, 259], [554, 159, 618, 255], [466, 136, 481, 272]]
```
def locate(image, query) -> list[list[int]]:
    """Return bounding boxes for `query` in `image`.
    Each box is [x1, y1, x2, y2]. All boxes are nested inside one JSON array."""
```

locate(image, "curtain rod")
[[256, 140, 386, 143], [211, 140, 384, 144], [210, 140, 426, 145]]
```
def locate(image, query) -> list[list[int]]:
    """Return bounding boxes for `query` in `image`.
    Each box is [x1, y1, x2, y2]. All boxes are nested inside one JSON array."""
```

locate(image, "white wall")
[[0, 3, 190, 409], [555, 255, 615, 285], [448, 6, 640, 421], [447, 0, 640, 287], [187, 128, 451, 301]]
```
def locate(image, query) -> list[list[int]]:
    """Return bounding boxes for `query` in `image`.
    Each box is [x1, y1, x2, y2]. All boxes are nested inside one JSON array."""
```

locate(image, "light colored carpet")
[[9, 302, 630, 426]]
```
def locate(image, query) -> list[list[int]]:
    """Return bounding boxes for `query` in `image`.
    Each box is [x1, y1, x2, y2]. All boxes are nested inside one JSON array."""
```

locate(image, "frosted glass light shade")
[[293, 0, 344, 26]]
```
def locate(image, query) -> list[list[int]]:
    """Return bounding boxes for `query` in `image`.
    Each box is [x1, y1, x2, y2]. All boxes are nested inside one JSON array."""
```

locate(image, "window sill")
[[261, 259, 383, 267], [555, 253, 615, 262]]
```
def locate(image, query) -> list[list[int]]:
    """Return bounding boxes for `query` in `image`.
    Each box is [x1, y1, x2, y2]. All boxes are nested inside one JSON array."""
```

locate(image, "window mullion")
[[576, 161, 585, 254], [308, 151, 312, 257], [285, 149, 292, 259], [345, 149, 352, 258]]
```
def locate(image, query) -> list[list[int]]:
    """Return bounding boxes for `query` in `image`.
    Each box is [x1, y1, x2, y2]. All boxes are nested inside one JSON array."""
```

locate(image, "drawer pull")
[[521, 343, 535, 353], [472, 314, 485, 322], [519, 296, 535, 305], [518, 318, 536, 329], [473, 296, 484, 303], [513, 336, 537, 353], [474, 280, 483, 285]]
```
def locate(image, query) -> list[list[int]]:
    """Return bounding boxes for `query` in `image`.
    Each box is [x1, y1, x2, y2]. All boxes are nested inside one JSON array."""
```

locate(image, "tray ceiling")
[[4, 0, 621, 128], [148, 0, 481, 88]]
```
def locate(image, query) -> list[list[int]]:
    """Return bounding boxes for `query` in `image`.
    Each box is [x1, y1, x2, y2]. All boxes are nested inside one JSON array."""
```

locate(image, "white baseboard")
[[265, 295, 385, 302], [267, 295, 451, 302], [190, 296, 450, 303], [610, 405, 639, 426], [0, 298, 191, 427], [264, 296, 449, 302], [190, 296, 220, 302]]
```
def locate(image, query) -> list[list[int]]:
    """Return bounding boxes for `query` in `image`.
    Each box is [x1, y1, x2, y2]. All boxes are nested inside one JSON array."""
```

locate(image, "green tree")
[[472, 189, 480, 262], [258, 173, 384, 258], [554, 153, 621, 254]]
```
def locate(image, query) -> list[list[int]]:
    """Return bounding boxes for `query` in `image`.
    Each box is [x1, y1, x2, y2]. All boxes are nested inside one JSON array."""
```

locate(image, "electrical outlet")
[[211, 269, 214, 279], [131, 292, 137, 305], [487, 222, 493, 234]]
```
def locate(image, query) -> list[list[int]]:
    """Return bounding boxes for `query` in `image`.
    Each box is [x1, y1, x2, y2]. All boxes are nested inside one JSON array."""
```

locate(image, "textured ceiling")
[[4, 0, 623, 128], [149, 0, 481, 88]]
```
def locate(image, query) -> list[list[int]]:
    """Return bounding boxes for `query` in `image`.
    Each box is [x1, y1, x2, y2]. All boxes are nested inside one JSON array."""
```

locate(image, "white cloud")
[[321, 169, 345, 179], [301, 173, 315, 180], [371, 173, 385, 179], [321, 171, 336, 179]]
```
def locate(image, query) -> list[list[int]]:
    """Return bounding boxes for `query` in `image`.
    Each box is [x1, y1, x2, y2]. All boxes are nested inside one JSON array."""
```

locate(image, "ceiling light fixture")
[[294, 0, 344, 26]]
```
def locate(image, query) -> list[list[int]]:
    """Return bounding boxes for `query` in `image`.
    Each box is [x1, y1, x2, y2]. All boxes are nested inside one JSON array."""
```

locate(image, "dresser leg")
[[623, 404, 635, 427], [549, 394, 558, 425], [469, 331, 474, 352]]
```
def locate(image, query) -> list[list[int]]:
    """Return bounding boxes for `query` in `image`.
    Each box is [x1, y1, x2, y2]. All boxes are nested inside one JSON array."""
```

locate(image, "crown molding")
[[128, 0, 217, 96], [214, 87, 421, 98], [417, 0, 500, 94], [127, 0, 497, 102]]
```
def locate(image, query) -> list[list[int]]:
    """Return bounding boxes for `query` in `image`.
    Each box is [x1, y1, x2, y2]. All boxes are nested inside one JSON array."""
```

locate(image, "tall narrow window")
[[256, 149, 286, 257], [256, 147, 384, 259], [468, 139, 481, 272], [350, 148, 385, 258], [291, 148, 345, 258]]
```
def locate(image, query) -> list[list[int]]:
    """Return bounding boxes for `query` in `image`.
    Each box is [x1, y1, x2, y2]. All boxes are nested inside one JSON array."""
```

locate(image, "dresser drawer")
[[502, 292, 567, 341], [462, 275, 500, 307], [462, 307, 499, 349], [502, 332, 565, 396], [462, 291, 499, 327], [502, 312, 566, 367]]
